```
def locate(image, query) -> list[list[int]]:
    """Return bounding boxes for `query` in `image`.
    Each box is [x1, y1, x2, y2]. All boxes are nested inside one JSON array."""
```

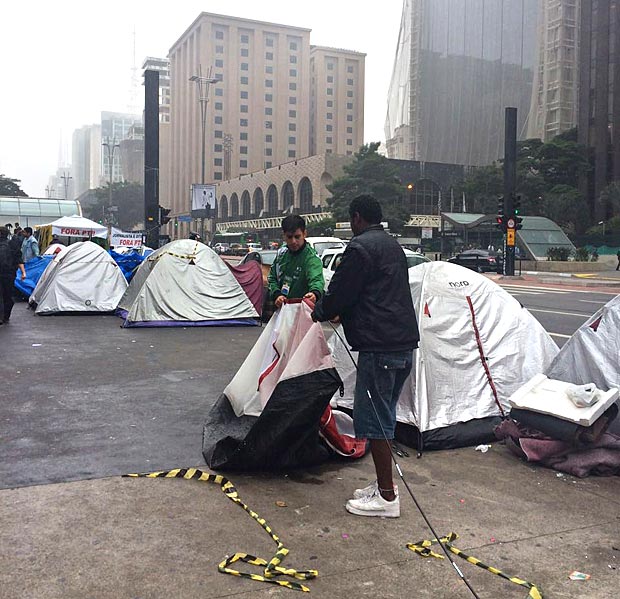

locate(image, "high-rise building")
[[528, 0, 580, 141], [142, 57, 171, 123], [578, 0, 620, 220], [100, 111, 142, 184], [164, 12, 365, 225], [71, 124, 101, 198], [309, 46, 365, 157], [385, 0, 540, 166]]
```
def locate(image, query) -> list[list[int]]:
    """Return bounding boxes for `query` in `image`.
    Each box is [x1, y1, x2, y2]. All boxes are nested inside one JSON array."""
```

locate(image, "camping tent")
[[203, 300, 346, 470], [546, 294, 620, 435], [330, 261, 559, 449], [30, 241, 127, 314], [117, 239, 262, 327]]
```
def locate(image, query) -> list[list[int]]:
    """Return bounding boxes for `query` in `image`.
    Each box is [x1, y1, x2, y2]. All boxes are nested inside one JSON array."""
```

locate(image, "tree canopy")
[[326, 143, 409, 233], [0, 174, 28, 197], [84, 182, 144, 230]]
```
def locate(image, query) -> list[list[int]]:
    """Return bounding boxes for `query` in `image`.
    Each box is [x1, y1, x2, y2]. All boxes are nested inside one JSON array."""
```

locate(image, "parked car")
[[212, 242, 230, 254], [305, 237, 346, 257], [246, 242, 263, 251], [321, 247, 430, 287], [447, 249, 502, 273]]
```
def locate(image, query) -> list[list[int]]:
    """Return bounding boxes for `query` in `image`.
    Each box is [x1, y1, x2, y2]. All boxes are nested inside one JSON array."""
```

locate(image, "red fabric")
[[319, 406, 367, 459], [226, 260, 264, 316]]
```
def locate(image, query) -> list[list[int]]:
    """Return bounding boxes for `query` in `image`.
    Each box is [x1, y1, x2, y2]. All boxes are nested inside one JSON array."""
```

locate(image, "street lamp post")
[[60, 172, 72, 200], [190, 65, 219, 240], [45, 185, 55, 198], [102, 137, 120, 230]]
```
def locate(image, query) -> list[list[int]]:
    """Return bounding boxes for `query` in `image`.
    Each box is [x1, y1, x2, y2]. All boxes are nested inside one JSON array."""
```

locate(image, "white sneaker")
[[353, 480, 399, 500], [346, 490, 400, 518]]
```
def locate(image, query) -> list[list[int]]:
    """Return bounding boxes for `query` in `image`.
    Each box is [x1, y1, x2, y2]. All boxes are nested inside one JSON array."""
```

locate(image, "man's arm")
[[267, 253, 283, 302], [33, 241, 40, 257], [304, 252, 325, 302], [313, 244, 368, 322]]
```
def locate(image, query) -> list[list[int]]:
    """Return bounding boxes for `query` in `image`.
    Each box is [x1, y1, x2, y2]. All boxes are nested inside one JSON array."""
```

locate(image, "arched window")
[[220, 195, 228, 219], [410, 179, 441, 215], [241, 190, 251, 216], [267, 185, 278, 215], [253, 188, 264, 216], [282, 181, 294, 210], [230, 193, 239, 218], [298, 177, 313, 212]]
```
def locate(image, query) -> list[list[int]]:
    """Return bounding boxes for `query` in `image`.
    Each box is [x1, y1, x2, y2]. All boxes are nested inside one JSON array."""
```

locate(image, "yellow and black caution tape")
[[147, 242, 200, 262], [407, 532, 543, 599], [124, 468, 317, 592]]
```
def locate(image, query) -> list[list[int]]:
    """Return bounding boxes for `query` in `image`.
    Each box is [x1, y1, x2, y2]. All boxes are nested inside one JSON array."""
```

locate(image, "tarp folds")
[[330, 262, 559, 450], [117, 240, 261, 327], [29, 241, 127, 314], [14, 256, 53, 297], [203, 301, 344, 471]]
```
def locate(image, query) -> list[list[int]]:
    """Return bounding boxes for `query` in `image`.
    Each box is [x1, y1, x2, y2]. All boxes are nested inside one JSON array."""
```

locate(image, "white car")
[[305, 236, 346, 257], [322, 247, 431, 288]]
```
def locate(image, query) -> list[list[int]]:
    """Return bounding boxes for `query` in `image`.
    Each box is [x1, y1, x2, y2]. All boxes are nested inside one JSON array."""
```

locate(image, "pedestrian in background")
[[616, 250, 620, 271], [312, 195, 419, 518], [21, 227, 39, 263], [0, 226, 26, 324]]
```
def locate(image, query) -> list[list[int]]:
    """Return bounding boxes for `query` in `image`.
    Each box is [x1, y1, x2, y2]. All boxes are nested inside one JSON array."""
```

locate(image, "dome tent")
[[330, 261, 559, 450], [30, 241, 127, 314], [117, 239, 261, 327]]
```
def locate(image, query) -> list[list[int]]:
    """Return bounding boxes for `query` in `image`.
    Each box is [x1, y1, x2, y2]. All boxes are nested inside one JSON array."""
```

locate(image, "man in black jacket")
[[312, 195, 419, 518], [0, 226, 26, 324]]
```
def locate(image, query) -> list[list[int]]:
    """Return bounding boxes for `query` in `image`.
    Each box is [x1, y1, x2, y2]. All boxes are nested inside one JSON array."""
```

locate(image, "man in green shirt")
[[268, 215, 325, 309]]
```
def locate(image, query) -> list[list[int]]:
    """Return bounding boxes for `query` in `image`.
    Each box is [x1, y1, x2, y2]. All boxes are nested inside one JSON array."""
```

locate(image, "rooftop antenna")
[[128, 25, 140, 115]]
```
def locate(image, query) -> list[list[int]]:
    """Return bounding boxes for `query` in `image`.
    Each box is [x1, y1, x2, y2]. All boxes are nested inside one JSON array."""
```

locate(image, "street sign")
[[421, 227, 433, 239], [506, 217, 515, 229], [507, 229, 516, 246], [177, 215, 192, 222]]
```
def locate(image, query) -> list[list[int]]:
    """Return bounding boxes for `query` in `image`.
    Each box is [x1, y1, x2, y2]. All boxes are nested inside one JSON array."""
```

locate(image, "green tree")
[[0, 174, 28, 197], [85, 182, 144, 230], [326, 143, 409, 233]]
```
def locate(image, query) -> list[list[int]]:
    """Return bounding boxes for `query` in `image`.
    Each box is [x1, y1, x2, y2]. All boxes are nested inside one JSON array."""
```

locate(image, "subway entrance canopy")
[[0, 196, 82, 228], [441, 213, 575, 260]]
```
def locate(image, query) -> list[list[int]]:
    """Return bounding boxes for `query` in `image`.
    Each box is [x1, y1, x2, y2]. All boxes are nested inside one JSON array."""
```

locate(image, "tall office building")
[[528, 0, 580, 141], [142, 57, 171, 123], [71, 124, 101, 198], [578, 0, 620, 220], [309, 46, 365, 157], [100, 111, 142, 184], [385, 0, 540, 166]]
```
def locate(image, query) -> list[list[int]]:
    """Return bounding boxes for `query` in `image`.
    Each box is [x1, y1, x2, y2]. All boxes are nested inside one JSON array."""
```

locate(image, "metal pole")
[[503, 107, 517, 276]]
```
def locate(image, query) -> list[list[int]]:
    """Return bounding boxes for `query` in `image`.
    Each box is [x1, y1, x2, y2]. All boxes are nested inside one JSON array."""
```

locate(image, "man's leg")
[[370, 439, 395, 501], [1, 277, 14, 321]]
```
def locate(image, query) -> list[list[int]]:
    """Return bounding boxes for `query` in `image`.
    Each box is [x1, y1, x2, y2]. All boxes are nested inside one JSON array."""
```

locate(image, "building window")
[[327, 112, 333, 120], [266, 52, 273, 60], [327, 88, 333, 95], [215, 30, 224, 40], [327, 62, 334, 70], [265, 148, 272, 156], [215, 130, 223, 138], [265, 93, 273, 102], [240, 146, 248, 154], [215, 102, 223, 110], [240, 159, 247, 168], [241, 63, 248, 71], [215, 59, 224, 68], [240, 34, 249, 43], [240, 91, 248, 99], [240, 132, 248, 140], [326, 124, 333, 131], [346, 151, 352, 156], [288, 150, 296, 158], [289, 110, 296, 118], [347, 126, 353, 133], [289, 69, 297, 77], [347, 90, 353, 98], [241, 48, 249, 57], [265, 161, 272, 168], [215, 116, 223, 124], [327, 76, 333, 83], [265, 107, 273, 115], [214, 158, 223, 166], [216, 45, 224, 54], [288, 136, 296, 144], [289, 41, 297, 50], [240, 105, 248, 113], [347, 78, 354, 85], [240, 76, 248, 85], [215, 73, 223, 81], [265, 79, 273, 87], [347, 114, 353, 121], [289, 123, 296, 131], [347, 139, 353, 145], [215, 88, 223, 96], [265, 121, 272, 129], [290, 55, 297, 64], [214, 172, 223, 180], [289, 82, 297, 90], [214, 144, 223, 152], [289, 96, 297, 104], [347, 102, 353, 109], [266, 65, 273, 74], [266, 38, 274, 47], [326, 136, 332, 144], [265, 134, 272, 142], [240, 118, 248, 127], [326, 149, 333, 154], [327, 100, 333, 107], [347, 65, 354, 73]]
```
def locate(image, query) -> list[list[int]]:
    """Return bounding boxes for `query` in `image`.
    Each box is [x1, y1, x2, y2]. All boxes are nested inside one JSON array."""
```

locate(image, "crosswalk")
[[499, 283, 588, 296]]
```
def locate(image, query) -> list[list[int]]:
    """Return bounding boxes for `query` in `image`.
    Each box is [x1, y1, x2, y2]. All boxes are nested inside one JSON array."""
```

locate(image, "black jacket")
[[0, 238, 22, 277], [313, 225, 419, 352]]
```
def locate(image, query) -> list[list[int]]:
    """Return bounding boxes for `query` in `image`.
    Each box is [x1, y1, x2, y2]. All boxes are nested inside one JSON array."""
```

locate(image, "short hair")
[[24, 226, 33, 235], [281, 214, 305, 234], [348, 194, 383, 225], [0, 226, 8, 239]]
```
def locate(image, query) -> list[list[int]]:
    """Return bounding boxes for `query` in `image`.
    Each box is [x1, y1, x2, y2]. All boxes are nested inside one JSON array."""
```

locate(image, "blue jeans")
[[353, 351, 413, 439]]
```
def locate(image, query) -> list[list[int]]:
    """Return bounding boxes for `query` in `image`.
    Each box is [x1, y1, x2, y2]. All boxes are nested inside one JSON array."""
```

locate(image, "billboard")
[[191, 184, 217, 218]]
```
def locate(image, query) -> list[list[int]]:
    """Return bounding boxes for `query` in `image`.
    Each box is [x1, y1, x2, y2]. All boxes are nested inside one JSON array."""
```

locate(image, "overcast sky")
[[1, 1, 403, 197]]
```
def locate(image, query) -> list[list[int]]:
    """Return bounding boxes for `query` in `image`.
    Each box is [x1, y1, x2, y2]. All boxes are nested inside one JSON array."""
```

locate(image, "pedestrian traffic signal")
[[159, 206, 172, 226], [515, 215, 523, 230], [514, 194, 522, 215], [495, 215, 506, 231]]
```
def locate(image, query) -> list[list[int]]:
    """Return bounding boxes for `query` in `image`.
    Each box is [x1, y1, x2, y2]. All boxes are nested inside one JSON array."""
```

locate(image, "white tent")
[[48, 215, 108, 239], [330, 261, 559, 449], [30, 241, 127, 314], [117, 239, 259, 327]]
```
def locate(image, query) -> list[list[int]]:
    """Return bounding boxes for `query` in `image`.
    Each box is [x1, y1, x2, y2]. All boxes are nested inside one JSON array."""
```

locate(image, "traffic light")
[[495, 215, 506, 231], [497, 195, 505, 217], [514, 194, 523, 229], [159, 206, 172, 226]]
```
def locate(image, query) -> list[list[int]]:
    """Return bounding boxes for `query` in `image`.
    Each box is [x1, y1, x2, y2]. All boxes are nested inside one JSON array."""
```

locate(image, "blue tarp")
[[14, 256, 53, 297], [109, 250, 146, 282]]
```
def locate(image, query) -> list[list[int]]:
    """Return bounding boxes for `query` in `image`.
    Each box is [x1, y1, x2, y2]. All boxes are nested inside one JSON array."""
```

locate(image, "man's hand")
[[329, 315, 341, 324], [303, 292, 317, 304], [21, 273, 26, 281], [275, 295, 286, 309]]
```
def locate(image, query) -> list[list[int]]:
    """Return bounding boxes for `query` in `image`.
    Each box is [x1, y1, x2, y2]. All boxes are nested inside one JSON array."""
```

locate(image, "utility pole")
[[45, 185, 55, 198], [60, 172, 72, 200], [144, 69, 160, 249], [102, 137, 120, 231], [503, 107, 517, 276]]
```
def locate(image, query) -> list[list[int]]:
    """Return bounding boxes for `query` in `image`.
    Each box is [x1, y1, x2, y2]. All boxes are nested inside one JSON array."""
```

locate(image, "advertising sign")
[[421, 227, 433, 239], [191, 184, 217, 218]]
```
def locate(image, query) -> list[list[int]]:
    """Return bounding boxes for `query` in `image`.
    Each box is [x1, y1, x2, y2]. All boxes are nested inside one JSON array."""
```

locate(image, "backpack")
[[0, 240, 14, 276]]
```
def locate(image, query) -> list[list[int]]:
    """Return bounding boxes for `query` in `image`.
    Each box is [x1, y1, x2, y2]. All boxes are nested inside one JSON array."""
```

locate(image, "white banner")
[[111, 227, 143, 248], [421, 227, 433, 239], [191, 184, 217, 211]]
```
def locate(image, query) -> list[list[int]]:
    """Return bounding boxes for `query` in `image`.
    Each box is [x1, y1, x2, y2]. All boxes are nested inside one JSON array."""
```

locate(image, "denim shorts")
[[353, 350, 413, 440]]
